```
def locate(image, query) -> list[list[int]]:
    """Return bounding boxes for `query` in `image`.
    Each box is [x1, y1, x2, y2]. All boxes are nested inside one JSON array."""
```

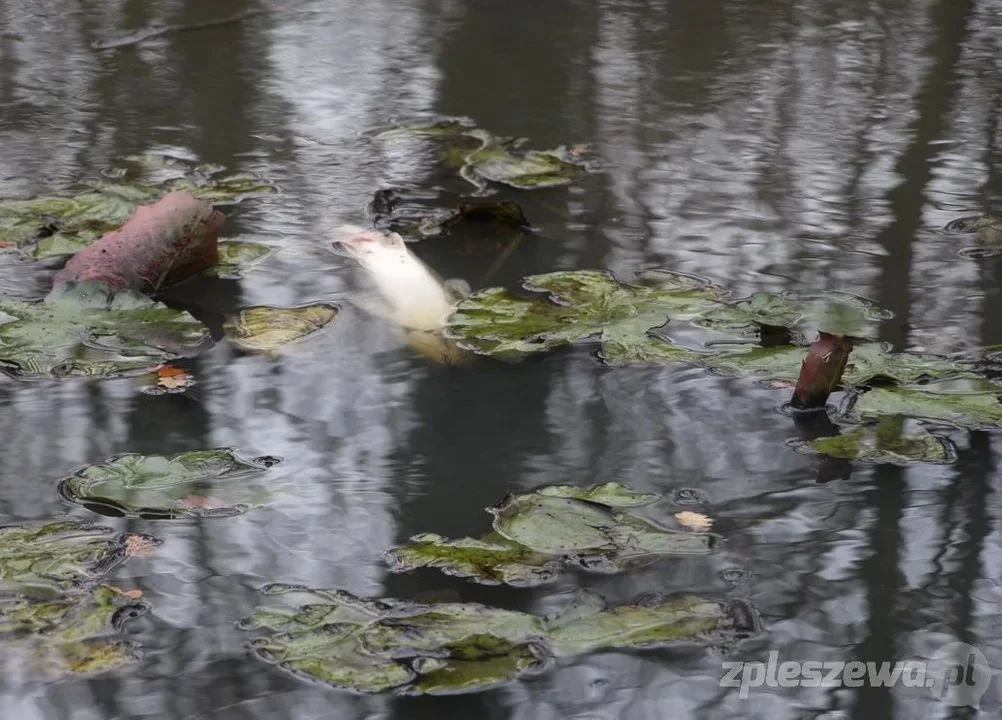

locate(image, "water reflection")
[[1, 0, 1002, 718]]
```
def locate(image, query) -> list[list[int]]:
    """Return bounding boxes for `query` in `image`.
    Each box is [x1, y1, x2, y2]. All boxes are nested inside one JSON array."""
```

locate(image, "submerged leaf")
[[385, 532, 561, 587], [224, 303, 339, 352], [0, 281, 210, 379], [464, 143, 582, 190], [793, 417, 955, 464], [58, 449, 279, 518]]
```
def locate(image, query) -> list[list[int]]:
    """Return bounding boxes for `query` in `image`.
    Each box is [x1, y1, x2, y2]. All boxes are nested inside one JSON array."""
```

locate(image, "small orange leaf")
[[675, 511, 713, 532]]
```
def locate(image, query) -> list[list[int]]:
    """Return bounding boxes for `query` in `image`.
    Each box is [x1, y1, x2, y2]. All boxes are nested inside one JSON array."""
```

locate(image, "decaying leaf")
[[141, 364, 195, 395], [224, 303, 340, 353], [0, 281, 210, 379], [58, 448, 279, 519], [211, 239, 274, 278]]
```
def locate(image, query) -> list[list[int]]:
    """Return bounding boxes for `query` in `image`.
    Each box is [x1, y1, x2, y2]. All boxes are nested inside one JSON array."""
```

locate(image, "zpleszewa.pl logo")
[[721, 642, 992, 707]]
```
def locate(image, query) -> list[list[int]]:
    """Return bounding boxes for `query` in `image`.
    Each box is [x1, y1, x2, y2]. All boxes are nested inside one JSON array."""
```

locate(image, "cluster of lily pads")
[[0, 520, 157, 679], [240, 583, 753, 695], [440, 268, 1002, 464]]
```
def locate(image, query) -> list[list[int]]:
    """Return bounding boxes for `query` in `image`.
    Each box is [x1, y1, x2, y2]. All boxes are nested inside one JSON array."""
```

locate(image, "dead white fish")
[[332, 225, 471, 365]]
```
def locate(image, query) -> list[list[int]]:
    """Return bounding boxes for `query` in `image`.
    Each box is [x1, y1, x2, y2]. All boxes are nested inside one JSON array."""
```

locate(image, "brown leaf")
[[123, 534, 159, 558]]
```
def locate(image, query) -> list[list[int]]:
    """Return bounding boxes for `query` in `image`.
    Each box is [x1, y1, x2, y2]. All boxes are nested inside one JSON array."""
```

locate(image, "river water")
[[1, 0, 1001, 718]]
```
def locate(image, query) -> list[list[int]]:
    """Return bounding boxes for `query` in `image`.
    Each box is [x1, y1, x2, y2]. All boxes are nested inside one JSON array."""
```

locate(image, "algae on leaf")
[[535, 482, 660, 507], [224, 303, 340, 353], [58, 449, 280, 518], [793, 416, 955, 464], [0, 281, 210, 379]]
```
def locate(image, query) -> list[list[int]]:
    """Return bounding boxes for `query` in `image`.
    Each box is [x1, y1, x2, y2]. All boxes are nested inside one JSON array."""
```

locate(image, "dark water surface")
[[2, 0, 1002, 718]]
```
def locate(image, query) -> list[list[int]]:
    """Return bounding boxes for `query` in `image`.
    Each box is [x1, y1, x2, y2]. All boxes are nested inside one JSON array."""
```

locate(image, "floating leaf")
[[489, 490, 714, 569], [849, 385, 1002, 429], [244, 587, 547, 695], [536, 482, 660, 507], [946, 215, 1002, 244], [140, 364, 195, 395], [57, 448, 279, 519], [1, 155, 276, 258], [224, 303, 339, 353], [0, 522, 154, 681], [446, 270, 722, 360], [544, 591, 741, 656], [243, 586, 756, 695], [793, 416, 955, 464], [0, 521, 147, 594], [463, 143, 583, 190], [0, 281, 210, 379], [385, 532, 562, 587], [702, 341, 976, 387]]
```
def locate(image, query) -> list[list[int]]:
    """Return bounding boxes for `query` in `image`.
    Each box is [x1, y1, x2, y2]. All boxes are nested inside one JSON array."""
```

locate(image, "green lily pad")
[[792, 416, 955, 464], [0, 520, 151, 594], [849, 384, 1002, 429], [58, 449, 280, 519], [446, 270, 722, 360], [243, 585, 757, 695], [0, 281, 210, 379], [243, 587, 547, 695], [489, 491, 714, 569], [544, 591, 741, 656], [535, 482, 660, 507], [693, 292, 888, 338], [224, 303, 340, 353], [463, 142, 582, 190], [385, 532, 562, 587], [0, 521, 155, 681], [702, 341, 977, 387], [1, 155, 276, 258]]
